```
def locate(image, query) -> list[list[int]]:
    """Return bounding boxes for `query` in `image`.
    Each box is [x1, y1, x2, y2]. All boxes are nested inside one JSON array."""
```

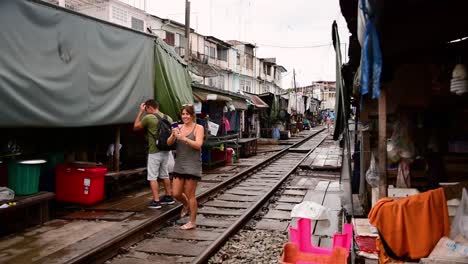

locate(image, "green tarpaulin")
[[154, 38, 193, 120]]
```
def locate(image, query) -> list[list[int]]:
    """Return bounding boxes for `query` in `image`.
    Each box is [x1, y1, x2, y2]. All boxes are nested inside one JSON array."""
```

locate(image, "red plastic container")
[[226, 149, 233, 165], [211, 149, 226, 163], [55, 164, 107, 205]]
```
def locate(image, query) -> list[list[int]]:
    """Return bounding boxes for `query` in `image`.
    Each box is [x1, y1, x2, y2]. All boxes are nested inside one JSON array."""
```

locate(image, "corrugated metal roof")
[[245, 93, 269, 108]]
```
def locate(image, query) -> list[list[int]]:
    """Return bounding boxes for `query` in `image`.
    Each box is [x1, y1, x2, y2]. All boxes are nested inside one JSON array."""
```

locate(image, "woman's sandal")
[[180, 206, 189, 218], [180, 222, 196, 230]]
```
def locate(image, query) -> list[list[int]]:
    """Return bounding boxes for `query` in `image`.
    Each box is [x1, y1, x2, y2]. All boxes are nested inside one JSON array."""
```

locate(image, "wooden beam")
[[113, 126, 120, 172], [378, 89, 387, 198]]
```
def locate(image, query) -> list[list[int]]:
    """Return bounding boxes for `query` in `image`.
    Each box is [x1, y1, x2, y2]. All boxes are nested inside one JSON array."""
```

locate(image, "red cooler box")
[[55, 164, 107, 205]]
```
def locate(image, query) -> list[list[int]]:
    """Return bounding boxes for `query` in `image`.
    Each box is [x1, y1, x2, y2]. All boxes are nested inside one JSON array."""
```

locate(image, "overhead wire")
[[255, 43, 333, 49]]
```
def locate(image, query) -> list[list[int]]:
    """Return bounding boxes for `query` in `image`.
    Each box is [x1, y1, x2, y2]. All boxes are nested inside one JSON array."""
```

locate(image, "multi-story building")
[[294, 81, 336, 111], [257, 58, 286, 95], [146, 16, 190, 58], [44, 0, 147, 32], [44, 0, 287, 95]]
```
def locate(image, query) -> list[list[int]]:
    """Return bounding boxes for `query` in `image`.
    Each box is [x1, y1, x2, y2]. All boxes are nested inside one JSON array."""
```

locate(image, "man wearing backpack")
[[133, 99, 175, 209]]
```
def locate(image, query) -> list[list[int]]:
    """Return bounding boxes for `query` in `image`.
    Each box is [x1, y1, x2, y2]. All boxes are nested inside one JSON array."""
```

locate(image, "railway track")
[[77, 128, 328, 264]]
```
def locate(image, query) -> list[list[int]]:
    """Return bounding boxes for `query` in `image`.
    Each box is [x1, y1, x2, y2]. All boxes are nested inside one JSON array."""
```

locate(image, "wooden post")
[[378, 89, 387, 198], [360, 102, 371, 209], [113, 126, 120, 172], [184, 0, 191, 62]]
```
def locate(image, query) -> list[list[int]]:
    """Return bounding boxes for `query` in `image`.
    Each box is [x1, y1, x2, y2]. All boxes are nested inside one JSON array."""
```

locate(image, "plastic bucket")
[[226, 149, 233, 165], [8, 160, 47, 195], [40, 152, 64, 192]]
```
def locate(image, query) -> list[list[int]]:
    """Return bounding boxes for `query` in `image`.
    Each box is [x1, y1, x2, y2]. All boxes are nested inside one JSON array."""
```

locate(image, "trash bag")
[[366, 153, 379, 188], [0, 187, 14, 201], [272, 127, 280, 139], [167, 151, 175, 173], [291, 201, 330, 220], [450, 188, 468, 240]]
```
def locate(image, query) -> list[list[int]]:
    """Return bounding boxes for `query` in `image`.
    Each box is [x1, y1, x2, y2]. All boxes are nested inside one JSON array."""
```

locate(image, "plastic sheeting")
[[287, 92, 305, 115], [154, 38, 193, 119], [360, 0, 382, 99], [0, 0, 154, 127], [332, 21, 349, 140]]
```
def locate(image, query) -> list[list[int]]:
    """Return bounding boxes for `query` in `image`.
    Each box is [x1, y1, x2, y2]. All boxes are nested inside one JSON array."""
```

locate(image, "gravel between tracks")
[[208, 228, 288, 264]]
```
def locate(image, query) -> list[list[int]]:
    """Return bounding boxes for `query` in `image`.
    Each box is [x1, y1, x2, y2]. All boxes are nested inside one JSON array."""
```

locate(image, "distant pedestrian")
[[133, 99, 175, 209], [167, 104, 204, 230], [326, 115, 332, 132]]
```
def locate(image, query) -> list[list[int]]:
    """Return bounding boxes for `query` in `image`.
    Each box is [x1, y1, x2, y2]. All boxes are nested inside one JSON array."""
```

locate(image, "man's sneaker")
[[148, 200, 162, 209], [160, 195, 175, 205]]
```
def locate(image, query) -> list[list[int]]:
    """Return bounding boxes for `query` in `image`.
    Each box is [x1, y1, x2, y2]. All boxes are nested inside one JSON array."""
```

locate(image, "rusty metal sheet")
[[217, 194, 258, 202], [255, 219, 289, 232], [264, 209, 291, 220], [135, 238, 208, 256], [155, 228, 220, 241], [204, 200, 252, 209], [198, 207, 244, 216], [277, 196, 303, 203]]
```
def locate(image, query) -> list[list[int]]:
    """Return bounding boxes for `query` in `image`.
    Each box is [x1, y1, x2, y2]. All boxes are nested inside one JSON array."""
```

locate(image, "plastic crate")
[[211, 149, 226, 162], [55, 164, 106, 205]]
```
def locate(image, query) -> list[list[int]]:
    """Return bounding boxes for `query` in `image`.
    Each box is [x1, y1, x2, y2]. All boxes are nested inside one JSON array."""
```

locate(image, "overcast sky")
[[121, 0, 350, 88]]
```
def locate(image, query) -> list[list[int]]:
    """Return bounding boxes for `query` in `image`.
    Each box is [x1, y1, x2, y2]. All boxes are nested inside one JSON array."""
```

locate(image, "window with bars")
[[218, 75, 224, 89], [164, 31, 175, 46], [112, 6, 127, 24], [206, 46, 216, 59], [131, 17, 144, 31], [245, 54, 253, 70], [241, 79, 252, 93], [217, 46, 228, 61]]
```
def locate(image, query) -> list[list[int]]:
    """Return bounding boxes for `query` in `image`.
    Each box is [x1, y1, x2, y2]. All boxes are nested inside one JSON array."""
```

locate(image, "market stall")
[[337, 0, 468, 262]]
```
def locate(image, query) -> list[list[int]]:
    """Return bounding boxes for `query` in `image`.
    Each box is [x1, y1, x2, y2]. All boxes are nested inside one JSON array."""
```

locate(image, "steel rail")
[[71, 128, 325, 264], [192, 131, 328, 263]]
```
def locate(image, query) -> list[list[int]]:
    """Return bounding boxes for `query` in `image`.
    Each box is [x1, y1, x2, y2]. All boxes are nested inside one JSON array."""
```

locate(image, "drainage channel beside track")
[[105, 129, 328, 264]]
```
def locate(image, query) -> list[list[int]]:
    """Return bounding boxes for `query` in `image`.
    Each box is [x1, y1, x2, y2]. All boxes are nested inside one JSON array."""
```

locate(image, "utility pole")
[[184, 0, 191, 62], [293, 69, 298, 122]]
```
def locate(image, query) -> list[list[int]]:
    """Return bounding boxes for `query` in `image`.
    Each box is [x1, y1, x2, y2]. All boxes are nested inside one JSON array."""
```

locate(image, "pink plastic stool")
[[289, 218, 353, 256]]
